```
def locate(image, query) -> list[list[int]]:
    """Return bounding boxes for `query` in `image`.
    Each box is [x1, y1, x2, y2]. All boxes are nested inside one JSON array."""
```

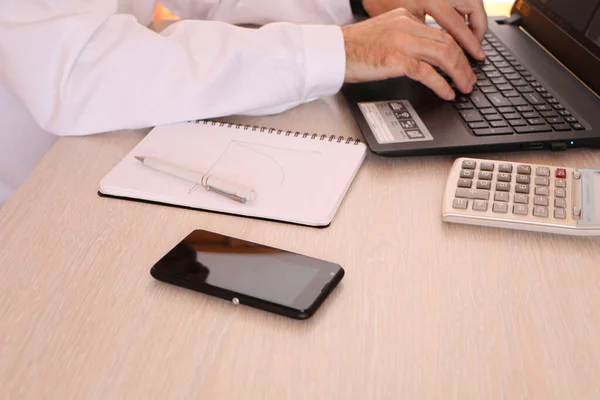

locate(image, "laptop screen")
[[528, 0, 600, 58]]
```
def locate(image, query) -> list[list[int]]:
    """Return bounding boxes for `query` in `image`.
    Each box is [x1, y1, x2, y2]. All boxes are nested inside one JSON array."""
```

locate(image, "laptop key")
[[486, 93, 511, 107], [460, 110, 484, 122], [481, 86, 498, 94], [504, 113, 521, 120], [485, 71, 502, 79], [535, 104, 552, 111], [514, 124, 553, 133], [552, 124, 571, 131], [473, 127, 514, 136], [511, 79, 528, 87], [572, 123, 585, 130], [491, 77, 508, 85], [477, 79, 493, 87], [509, 97, 528, 106], [523, 92, 545, 105], [553, 104, 565, 110], [509, 119, 527, 126], [503, 91, 520, 98], [485, 113, 503, 121], [469, 92, 493, 108], [521, 112, 539, 119], [535, 87, 548, 93], [517, 85, 534, 93], [490, 120, 509, 128], [559, 110, 571, 116], [564, 116, 577, 123], [541, 93, 553, 98], [469, 122, 490, 129], [516, 105, 533, 112], [526, 118, 546, 125], [498, 107, 515, 113], [481, 108, 498, 115], [497, 84, 513, 91], [455, 103, 474, 110], [546, 117, 563, 124], [541, 110, 558, 117]]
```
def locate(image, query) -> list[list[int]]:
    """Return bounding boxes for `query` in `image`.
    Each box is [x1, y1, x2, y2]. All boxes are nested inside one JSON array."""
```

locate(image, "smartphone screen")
[[150, 230, 344, 318]]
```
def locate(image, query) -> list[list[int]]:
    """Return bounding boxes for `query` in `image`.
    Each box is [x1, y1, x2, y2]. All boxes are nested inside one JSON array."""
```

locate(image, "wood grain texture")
[[3, 4, 600, 398], [2, 92, 600, 399]]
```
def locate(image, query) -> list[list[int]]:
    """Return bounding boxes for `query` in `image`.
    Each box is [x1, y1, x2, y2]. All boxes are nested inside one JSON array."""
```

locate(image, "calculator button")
[[555, 198, 566, 208], [513, 204, 528, 215], [535, 176, 549, 186], [462, 160, 476, 169], [494, 192, 510, 202], [458, 178, 473, 188], [573, 171, 581, 180], [493, 202, 508, 213], [535, 186, 550, 196], [453, 198, 469, 209], [533, 206, 549, 218], [478, 171, 493, 180], [514, 194, 529, 204], [495, 182, 510, 191], [515, 184, 530, 194], [555, 188, 566, 198], [460, 169, 475, 178], [516, 174, 531, 184], [535, 167, 550, 176], [554, 208, 566, 219], [517, 165, 532, 175], [455, 188, 490, 200], [497, 172, 511, 182], [555, 179, 566, 188], [555, 168, 567, 178], [473, 200, 488, 211], [534, 196, 549, 206], [498, 163, 513, 173], [573, 206, 582, 217], [477, 180, 492, 190], [480, 162, 495, 171]]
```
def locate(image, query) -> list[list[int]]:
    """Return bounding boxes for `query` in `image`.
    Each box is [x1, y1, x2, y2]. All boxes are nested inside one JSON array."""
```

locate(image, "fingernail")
[[446, 89, 456, 101], [478, 49, 486, 59]]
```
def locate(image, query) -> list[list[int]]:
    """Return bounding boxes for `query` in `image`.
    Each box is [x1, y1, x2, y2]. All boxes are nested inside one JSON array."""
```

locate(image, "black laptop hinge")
[[500, 12, 523, 26]]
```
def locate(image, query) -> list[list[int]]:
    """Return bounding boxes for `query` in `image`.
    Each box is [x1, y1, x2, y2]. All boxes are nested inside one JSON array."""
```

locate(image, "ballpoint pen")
[[134, 156, 258, 203]]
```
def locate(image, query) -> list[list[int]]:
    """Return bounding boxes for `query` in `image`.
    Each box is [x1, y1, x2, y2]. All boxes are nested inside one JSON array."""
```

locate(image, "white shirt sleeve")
[[0, 0, 353, 136], [161, 0, 355, 25]]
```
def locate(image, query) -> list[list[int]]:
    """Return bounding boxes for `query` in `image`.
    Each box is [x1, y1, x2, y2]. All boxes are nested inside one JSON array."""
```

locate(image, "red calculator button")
[[556, 168, 567, 178]]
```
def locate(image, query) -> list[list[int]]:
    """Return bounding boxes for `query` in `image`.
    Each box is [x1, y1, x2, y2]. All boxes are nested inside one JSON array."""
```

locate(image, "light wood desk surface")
[[3, 4, 600, 399]]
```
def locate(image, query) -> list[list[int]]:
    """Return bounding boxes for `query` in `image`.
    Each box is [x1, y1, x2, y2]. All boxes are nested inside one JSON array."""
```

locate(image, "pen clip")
[[203, 183, 246, 203]]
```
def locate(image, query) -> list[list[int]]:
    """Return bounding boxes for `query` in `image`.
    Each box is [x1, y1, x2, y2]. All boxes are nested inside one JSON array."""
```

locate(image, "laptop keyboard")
[[450, 32, 585, 136]]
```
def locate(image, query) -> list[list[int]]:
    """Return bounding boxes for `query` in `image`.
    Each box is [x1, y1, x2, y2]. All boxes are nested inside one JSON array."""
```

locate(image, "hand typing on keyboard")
[[342, 0, 487, 100], [453, 33, 585, 136]]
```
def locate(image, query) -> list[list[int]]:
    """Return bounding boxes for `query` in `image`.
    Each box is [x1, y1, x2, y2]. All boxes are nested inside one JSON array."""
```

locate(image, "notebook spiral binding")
[[191, 119, 361, 145]]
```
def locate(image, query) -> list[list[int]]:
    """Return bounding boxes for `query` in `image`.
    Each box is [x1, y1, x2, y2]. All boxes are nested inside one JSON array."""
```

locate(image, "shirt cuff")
[[299, 24, 346, 102]]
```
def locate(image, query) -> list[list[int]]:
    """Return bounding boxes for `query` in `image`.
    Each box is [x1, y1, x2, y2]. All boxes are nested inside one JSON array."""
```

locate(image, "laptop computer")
[[341, 0, 600, 156]]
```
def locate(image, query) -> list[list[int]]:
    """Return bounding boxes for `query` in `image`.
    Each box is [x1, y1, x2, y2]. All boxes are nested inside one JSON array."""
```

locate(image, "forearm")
[[0, 2, 346, 136], [161, 0, 356, 26]]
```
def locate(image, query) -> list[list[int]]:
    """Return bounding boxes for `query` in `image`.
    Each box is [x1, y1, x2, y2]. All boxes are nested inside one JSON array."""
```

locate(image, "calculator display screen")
[[580, 169, 600, 225]]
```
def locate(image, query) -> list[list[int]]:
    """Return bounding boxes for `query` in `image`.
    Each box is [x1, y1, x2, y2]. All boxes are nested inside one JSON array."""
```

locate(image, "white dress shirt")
[[0, 0, 354, 209]]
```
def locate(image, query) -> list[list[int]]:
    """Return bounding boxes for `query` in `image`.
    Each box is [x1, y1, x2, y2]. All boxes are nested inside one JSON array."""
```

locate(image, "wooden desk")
[[3, 3, 600, 399]]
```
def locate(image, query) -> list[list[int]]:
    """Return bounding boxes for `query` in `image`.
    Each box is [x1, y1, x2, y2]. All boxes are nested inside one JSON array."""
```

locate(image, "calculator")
[[442, 157, 600, 235]]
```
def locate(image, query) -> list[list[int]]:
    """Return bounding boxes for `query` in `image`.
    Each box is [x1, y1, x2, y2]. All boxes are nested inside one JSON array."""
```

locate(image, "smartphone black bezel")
[[150, 230, 345, 319]]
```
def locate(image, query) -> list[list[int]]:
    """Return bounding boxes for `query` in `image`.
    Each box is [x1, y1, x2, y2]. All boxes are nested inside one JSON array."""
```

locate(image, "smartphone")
[[150, 229, 345, 319]]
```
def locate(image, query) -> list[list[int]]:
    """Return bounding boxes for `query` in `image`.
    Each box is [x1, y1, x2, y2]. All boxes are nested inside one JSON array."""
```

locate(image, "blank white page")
[[99, 122, 366, 226]]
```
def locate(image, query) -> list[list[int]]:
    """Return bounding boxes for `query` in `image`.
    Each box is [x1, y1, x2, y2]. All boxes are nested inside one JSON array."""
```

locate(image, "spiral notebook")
[[99, 120, 367, 227]]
